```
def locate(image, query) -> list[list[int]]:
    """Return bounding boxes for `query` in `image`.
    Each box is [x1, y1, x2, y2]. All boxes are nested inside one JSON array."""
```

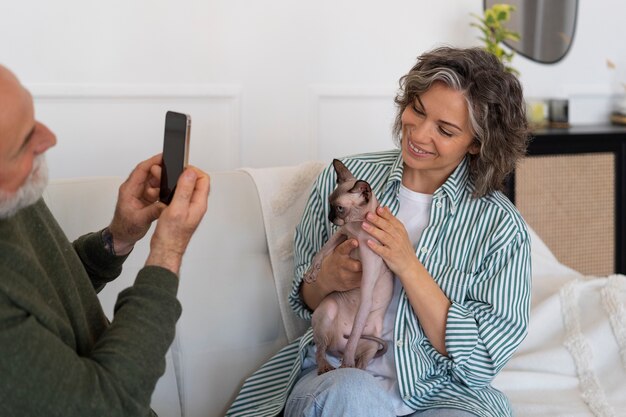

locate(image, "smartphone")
[[159, 111, 191, 204]]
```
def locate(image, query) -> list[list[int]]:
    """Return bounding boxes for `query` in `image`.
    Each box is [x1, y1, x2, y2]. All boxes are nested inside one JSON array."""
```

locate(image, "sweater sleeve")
[[72, 231, 130, 293], [0, 265, 181, 417]]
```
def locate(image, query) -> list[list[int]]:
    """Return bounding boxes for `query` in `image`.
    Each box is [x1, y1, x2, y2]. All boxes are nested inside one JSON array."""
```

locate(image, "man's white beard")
[[0, 154, 49, 219]]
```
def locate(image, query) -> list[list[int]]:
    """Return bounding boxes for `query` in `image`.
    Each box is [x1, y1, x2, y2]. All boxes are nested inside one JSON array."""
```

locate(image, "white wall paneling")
[[3, 0, 626, 176], [31, 84, 242, 179], [309, 85, 398, 163]]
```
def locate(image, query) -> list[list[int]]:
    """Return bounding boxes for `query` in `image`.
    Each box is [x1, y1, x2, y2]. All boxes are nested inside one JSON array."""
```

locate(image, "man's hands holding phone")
[[107, 153, 210, 275], [146, 162, 210, 275], [106, 154, 166, 256]]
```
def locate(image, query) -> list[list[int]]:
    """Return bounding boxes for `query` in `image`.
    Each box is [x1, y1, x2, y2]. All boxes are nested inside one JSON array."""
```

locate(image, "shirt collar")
[[435, 156, 472, 208], [387, 152, 472, 209], [384, 150, 404, 194]]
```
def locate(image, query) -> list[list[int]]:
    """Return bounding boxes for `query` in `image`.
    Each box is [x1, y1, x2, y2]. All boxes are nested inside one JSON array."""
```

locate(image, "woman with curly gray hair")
[[392, 46, 529, 197], [227, 46, 531, 417]]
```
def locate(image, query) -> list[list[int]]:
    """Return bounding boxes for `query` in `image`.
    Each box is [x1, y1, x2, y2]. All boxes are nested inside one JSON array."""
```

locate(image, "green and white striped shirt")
[[227, 149, 531, 417]]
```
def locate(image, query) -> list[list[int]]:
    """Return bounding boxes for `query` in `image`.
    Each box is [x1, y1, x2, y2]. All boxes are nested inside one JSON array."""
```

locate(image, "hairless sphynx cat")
[[304, 159, 394, 374]]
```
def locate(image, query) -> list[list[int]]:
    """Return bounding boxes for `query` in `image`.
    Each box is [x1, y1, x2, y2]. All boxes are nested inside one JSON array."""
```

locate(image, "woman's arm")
[[364, 205, 531, 387], [363, 206, 451, 354], [289, 165, 362, 319], [300, 238, 362, 310]]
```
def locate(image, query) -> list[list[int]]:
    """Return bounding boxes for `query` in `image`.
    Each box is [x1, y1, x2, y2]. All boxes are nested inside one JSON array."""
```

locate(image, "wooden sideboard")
[[505, 124, 626, 275]]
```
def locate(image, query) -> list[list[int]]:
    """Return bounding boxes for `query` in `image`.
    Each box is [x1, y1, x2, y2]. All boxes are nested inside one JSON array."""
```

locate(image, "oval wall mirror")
[[484, 0, 578, 64]]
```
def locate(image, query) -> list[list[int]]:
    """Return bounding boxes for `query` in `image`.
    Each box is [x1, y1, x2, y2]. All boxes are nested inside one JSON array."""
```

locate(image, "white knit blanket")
[[241, 161, 325, 342], [494, 271, 626, 417]]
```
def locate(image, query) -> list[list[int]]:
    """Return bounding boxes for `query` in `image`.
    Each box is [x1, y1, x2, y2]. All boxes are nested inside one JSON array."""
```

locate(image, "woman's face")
[[400, 81, 478, 193]]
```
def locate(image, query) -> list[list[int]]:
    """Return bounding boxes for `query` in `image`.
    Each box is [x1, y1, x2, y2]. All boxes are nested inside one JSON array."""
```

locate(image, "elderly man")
[[0, 65, 210, 416]]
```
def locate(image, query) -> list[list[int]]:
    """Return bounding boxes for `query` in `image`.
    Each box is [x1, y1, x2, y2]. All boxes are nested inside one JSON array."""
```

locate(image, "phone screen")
[[160, 111, 190, 204]]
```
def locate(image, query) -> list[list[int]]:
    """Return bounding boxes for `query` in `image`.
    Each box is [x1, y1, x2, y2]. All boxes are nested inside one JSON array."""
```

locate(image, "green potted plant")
[[471, 3, 520, 75]]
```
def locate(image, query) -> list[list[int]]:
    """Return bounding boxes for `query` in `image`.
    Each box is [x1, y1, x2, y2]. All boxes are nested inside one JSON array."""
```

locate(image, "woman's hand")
[[300, 238, 362, 310], [363, 205, 451, 356], [318, 238, 363, 292], [362, 206, 419, 279]]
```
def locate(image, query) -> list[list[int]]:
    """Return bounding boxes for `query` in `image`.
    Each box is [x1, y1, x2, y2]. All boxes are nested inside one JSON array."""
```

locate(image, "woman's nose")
[[405, 120, 431, 143]]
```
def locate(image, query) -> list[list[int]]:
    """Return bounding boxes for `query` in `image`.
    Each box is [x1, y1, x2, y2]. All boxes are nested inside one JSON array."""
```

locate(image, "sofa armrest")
[[45, 172, 289, 417], [173, 170, 288, 416]]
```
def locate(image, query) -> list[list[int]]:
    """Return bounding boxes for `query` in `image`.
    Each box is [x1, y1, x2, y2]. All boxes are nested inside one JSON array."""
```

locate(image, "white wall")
[[2, 0, 625, 179]]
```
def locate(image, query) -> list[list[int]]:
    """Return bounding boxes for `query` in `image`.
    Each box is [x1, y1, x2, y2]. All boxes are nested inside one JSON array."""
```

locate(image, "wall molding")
[[308, 84, 396, 160], [30, 83, 243, 172], [28, 83, 242, 99]]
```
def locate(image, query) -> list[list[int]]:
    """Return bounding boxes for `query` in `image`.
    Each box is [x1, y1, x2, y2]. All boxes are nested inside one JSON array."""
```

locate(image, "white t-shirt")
[[367, 185, 433, 415], [303, 185, 433, 415]]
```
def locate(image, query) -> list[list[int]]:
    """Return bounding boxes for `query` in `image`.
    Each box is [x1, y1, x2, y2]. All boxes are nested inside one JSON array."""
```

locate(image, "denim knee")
[[285, 367, 395, 417], [315, 368, 381, 397]]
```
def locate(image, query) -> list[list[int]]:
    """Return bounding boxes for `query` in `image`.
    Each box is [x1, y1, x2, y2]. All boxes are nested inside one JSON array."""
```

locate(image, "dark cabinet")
[[505, 125, 626, 275]]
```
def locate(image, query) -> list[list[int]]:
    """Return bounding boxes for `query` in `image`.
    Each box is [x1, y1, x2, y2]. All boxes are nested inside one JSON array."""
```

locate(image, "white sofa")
[[44, 166, 626, 417], [44, 169, 307, 417]]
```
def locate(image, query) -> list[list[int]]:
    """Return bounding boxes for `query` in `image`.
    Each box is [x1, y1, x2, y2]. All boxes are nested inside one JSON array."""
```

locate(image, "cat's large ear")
[[333, 159, 354, 184], [349, 180, 371, 203]]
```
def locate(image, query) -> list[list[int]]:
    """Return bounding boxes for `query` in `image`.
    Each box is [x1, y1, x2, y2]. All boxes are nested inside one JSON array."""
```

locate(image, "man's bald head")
[[0, 65, 30, 133], [0, 64, 56, 217], [0, 65, 22, 95]]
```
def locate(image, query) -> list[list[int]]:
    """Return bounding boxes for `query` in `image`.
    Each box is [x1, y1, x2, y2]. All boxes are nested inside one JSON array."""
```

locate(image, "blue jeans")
[[285, 367, 477, 417]]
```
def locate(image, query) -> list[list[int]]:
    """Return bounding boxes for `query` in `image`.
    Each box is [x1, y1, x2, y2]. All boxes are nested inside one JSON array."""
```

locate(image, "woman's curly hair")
[[393, 46, 529, 198]]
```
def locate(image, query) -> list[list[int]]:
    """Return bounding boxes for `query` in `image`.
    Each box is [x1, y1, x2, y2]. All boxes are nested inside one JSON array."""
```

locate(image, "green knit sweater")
[[0, 199, 182, 416]]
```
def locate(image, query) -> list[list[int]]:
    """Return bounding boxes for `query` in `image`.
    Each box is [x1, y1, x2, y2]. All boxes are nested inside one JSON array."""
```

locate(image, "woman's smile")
[[406, 140, 435, 158]]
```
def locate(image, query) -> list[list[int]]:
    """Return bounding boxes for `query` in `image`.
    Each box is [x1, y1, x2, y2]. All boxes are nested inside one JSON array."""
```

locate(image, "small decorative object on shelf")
[[548, 98, 570, 128], [607, 58, 626, 126], [611, 112, 626, 126], [526, 98, 570, 129], [526, 98, 548, 129]]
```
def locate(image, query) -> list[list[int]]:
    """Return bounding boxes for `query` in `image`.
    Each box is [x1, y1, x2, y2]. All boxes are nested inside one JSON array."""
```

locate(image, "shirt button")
[[420, 246, 428, 254], [396, 340, 404, 348], [436, 202, 442, 209], [403, 394, 411, 400]]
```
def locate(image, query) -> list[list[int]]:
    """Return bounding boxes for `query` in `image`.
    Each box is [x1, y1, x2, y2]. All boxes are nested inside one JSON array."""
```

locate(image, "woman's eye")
[[412, 104, 425, 116], [438, 127, 453, 137]]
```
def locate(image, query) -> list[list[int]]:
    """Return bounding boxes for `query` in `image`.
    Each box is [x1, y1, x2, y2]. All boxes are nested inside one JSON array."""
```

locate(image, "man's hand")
[[145, 166, 210, 275], [107, 154, 165, 255]]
